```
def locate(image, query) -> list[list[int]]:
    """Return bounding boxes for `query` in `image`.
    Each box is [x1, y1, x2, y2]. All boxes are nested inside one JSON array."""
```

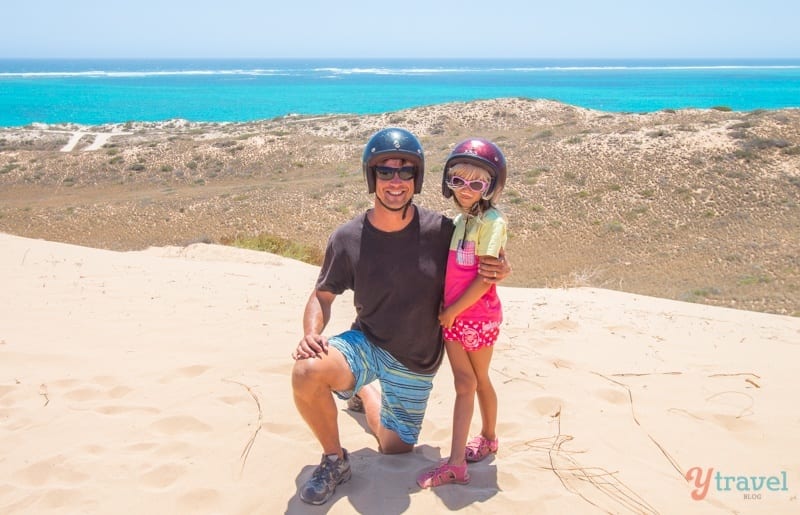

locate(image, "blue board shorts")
[[329, 330, 435, 445]]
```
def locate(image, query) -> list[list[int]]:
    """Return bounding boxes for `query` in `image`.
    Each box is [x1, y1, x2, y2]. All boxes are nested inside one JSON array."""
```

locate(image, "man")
[[291, 128, 510, 505]]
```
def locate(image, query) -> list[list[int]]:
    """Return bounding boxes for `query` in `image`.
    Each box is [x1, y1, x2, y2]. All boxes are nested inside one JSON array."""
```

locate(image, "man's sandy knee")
[[291, 358, 324, 392], [378, 440, 414, 455]]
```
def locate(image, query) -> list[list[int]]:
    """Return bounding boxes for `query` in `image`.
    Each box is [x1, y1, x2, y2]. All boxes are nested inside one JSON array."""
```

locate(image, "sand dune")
[[2, 99, 799, 316], [1, 232, 798, 513]]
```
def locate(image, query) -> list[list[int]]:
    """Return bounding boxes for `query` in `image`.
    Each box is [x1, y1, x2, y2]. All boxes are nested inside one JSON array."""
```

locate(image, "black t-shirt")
[[316, 206, 454, 374]]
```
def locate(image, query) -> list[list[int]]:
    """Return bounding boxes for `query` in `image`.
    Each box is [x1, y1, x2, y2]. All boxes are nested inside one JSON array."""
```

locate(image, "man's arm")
[[292, 289, 337, 360]]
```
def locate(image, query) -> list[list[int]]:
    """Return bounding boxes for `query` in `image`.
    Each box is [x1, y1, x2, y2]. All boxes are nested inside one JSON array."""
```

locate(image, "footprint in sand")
[[40, 488, 83, 510], [672, 391, 759, 433], [262, 420, 306, 440], [217, 394, 250, 406], [80, 444, 107, 455], [595, 387, 629, 405], [529, 395, 564, 418], [150, 415, 212, 435], [710, 413, 757, 433], [0, 384, 18, 405], [61, 379, 133, 403], [18, 456, 90, 487], [704, 391, 757, 432], [260, 363, 293, 376], [541, 319, 579, 331], [125, 442, 159, 452], [158, 365, 211, 383], [154, 441, 195, 458], [107, 385, 133, 398], [140, 463, 187, 489], [178, 488, 222, 511], [63, 387, 104, 402], [90, 375, 118, 387], [50, 378, 81, 389], [96, 405, 160, 416]]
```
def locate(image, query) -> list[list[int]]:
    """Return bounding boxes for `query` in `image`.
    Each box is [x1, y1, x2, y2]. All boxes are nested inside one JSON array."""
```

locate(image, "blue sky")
[[3, 0, 799, 58]]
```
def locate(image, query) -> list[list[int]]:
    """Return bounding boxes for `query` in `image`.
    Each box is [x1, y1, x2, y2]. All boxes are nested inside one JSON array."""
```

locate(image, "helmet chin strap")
[[376, 195, 414, 220], [402, 199, 413, 220]]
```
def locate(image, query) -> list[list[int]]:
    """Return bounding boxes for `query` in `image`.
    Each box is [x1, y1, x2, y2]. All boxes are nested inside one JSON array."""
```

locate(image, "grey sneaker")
[[299, 449, 351, 505]]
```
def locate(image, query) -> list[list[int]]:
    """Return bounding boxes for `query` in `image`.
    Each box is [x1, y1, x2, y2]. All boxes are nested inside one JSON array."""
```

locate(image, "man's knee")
[[375, 426, 415, 455], [378, 439, 414, 455], [292, 358, 324, 394], [292, 350, 352, 395]]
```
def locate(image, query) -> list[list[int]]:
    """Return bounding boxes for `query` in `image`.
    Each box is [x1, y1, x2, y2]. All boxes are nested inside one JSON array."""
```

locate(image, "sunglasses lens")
[[448, 176, 466, 188], [397, 168, 415, 180], [376, 166, 415, 181]]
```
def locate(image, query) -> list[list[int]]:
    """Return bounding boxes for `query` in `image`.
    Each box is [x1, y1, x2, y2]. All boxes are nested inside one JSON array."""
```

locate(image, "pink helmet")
[[442, 138, 507, 202]]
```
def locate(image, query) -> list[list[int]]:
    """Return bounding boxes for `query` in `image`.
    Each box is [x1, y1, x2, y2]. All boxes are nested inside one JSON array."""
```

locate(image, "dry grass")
[[1, 99, 799, 316]]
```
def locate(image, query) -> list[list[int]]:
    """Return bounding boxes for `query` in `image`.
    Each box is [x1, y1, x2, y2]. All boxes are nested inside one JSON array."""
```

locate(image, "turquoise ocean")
[[1, 58, 799, 127]]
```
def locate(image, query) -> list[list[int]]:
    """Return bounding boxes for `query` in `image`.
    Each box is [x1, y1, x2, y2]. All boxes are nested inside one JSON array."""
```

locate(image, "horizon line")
[[2, 56, 800, 60]]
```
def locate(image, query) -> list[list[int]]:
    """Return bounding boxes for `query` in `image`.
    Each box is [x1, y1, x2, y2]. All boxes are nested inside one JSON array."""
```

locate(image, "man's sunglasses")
[[446, 175, 490, 193], [375, 166, 416, 181]]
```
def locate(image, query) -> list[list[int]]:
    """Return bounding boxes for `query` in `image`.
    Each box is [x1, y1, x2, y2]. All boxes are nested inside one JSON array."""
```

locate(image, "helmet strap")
[[482, 180, 495, 201], [401, 199, 413, 220]]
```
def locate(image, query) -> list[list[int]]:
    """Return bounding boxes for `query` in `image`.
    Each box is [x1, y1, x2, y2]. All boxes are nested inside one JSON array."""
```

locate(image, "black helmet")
[[442, 138, 507, 202], [362, 128, 425, 194]]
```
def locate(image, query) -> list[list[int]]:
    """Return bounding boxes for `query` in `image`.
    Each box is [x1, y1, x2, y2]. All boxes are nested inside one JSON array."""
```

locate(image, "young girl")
[[417, 138, 508, 488]]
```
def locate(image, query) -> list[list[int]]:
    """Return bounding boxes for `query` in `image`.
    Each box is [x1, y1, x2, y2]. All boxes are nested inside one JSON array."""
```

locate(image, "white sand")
[[1, 232, 798, 513], [59, 131, 132, 152]]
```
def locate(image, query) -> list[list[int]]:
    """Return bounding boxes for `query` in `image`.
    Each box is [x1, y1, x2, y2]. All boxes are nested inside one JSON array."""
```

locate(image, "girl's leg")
[[467, 345, 497, 441], [416, 340, 477, 488], [444, 339, 477, 466]]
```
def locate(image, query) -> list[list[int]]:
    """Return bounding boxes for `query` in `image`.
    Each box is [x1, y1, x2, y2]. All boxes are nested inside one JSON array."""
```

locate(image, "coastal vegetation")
[[1, 98, 798, 316]]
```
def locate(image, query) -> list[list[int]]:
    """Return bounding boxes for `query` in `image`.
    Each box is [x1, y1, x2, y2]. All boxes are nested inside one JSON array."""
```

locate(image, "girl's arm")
[[439, 266, 493, 328]]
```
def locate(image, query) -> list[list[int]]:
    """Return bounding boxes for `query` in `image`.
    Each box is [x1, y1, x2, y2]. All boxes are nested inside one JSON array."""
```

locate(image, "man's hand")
[[292, 333, 329, 360], [478, 248, 512, 284]]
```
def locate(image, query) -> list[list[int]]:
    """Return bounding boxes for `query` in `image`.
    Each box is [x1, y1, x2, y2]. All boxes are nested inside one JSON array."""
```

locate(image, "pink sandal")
[[465, 435, 498, 462], [416, 461, 470, 488]]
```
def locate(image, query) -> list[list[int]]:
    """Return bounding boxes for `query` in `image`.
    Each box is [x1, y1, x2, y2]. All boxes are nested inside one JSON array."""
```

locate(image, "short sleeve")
[[476, 209, 507, 258]]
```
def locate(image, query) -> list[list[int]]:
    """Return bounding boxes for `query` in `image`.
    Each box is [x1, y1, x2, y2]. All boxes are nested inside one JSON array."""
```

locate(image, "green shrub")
[[222, 233, 324, 265]]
